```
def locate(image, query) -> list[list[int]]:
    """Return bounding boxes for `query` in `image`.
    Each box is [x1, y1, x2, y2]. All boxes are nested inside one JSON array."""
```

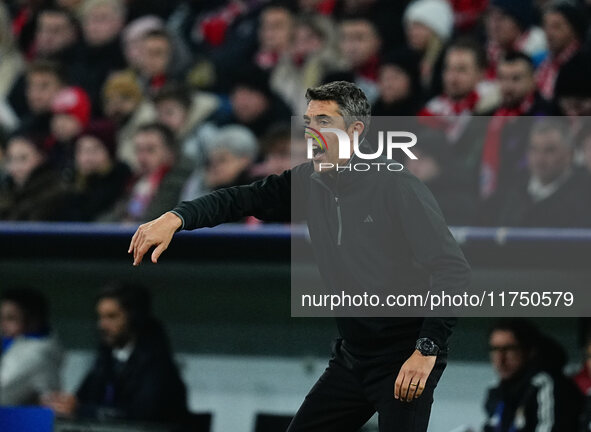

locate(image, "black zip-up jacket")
[[172, 157, 471, 357]]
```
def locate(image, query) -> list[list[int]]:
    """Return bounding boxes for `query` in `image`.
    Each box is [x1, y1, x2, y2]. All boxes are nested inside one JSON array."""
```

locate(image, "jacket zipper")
[[335, 196, 342, 246]]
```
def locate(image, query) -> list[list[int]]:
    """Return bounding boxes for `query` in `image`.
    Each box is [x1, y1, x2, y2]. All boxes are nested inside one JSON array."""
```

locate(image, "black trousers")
[[287, 339, 447, 432]]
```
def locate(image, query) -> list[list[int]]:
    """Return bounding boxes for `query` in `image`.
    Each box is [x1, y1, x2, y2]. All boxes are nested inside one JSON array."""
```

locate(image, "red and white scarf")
[[536, 40, 580, 100]]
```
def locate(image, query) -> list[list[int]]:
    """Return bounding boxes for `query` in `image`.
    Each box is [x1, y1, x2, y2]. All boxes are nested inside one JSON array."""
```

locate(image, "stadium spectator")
[[582, 127, 591, 176], [250, 125, 307, 178], [153, 84, 221, 165], [338, 16, 382, 104], [0, 4, 24, 103], [136, 29, 176, 95], [181, 125, 259, 202], [255, 4, 295, 70], [271, 14, 346, 115], [484, 318, 583, 432], [372, 48, 423, 116], [61, 121, 132, 221], [485, 0, 547, 77], [47, 86, 92, 178], [42, 282, 187, 424], [102, 71, 156, 171], [0, 134, 66, 221], [0, 287, 63, 406], [450, 0, 489, 33], [574, 337, 591, 395], [483, 118, 591, 227], [403, 0, 454, 95], [553, 52, 591, 117], [105, 123, 191, 222], [479, 52, 553, 200], [122, 15, 164, 72], [537, 1, 587, 100]]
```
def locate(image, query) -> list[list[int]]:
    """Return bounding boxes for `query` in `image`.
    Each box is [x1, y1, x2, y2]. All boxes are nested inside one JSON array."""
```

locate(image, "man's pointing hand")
[[128, 212, 182, 266]]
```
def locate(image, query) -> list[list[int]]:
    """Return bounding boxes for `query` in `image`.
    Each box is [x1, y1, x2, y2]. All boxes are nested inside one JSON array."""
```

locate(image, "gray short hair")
[[305, 81, 371, 131], [530, 118, 573, 149], [208, 125, 259, 160]]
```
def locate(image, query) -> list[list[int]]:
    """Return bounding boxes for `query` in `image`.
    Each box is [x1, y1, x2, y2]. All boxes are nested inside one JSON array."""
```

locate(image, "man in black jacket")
[[128, 81, 471, 431]]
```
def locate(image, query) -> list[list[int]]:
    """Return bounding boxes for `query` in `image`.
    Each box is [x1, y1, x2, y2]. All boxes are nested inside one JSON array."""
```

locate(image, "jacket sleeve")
[[170, 169, 294, 230], [391, 172, 472, 350]]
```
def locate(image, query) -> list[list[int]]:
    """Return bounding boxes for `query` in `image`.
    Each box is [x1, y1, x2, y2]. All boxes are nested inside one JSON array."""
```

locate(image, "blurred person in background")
[[250, 124, 304, 178], [574, 336, 591, 396], [255, 3, 295, 70], [56, 0, 85, 14], [0, 134, 66, 221], [102, 71, 156, 171], [271, 14, 346, 116], [61, 120, 132, 221], [485, 0, 547, 77], [153, 84, 221, 165], [484, 318, 583, 432], [136, 29, 177, 95], [105, 123, 191, 222], [77, 0, 127, 110], [553, 52, 591, 117], [1, 287, 63, 406], [337, 16, 382, 104], [483, 118, 591, 227], [180, 124, 259, 202], [47, 86, 92, 179], [372, 47, 423, 116], [403, 0, 454, 97], [0, 3, 24, 120], [479, 52, 553, 201], [122, 15, 165, 72], [42, 282, 187, 424], [537, 1, 587, 100]]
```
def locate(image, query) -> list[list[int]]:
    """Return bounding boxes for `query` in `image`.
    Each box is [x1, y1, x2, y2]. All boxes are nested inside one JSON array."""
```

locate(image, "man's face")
[[206, 149, 252, 189], [490, 330, 527, 380], [259, 8, 293, 53], [405, 21, 433, 52], [156, 99, 188, 134], [486, 7, 521, 48], [27, 72, 62, 114], [303, 100, 363, 173], [75, 136, 111, 175], [340, 20, 380, 68], [140, 36, 171, 78], [35, 11, 77, 57], [378, 65, 411, 104], [544, 11, 576, 55], [498, 60, 535, 108], [51, 113, 83, 142], [443, 48, 482, 101], [97, 298, 131, 348], [527, 129, 572, 185], [6, 138, 45, 187], [83, 3, 124, 47], [103, 93, 139, 123], [231, 87, 269, 124], [134, 130, 174, 175], [558, 97, 591, 117], [292, 23, 324, 60], [0, 301, 25, 338]]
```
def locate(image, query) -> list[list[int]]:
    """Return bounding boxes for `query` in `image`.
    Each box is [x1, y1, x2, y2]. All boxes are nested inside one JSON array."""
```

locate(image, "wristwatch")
[[415, 338, 440, 356]]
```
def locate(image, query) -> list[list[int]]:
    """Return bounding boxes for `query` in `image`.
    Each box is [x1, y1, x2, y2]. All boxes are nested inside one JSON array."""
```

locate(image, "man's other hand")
[[128, 212, 182, 266], [394, 349, 436, 402]]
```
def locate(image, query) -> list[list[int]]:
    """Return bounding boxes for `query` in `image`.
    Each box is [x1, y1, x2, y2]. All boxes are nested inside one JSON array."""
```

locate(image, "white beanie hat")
[[404, 0, 454, 41]]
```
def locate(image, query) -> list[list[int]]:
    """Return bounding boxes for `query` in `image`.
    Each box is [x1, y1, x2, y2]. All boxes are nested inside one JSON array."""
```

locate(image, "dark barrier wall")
[[1, 222, 589, 362]]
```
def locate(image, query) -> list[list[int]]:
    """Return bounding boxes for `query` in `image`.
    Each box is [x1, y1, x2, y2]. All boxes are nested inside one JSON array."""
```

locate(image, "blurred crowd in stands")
[[4, 286, 591, 431], [0, 0, 591, 227]]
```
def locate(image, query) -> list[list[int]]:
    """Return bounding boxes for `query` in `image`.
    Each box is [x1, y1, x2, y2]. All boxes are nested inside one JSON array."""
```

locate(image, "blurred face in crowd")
[[75, 135, 111, 175], [292, 23, 325, 60], [0, 301, 25, 338], [498, 59, 535, 108], [558, 97, 591, 117], [103, 93, 140, 124], [97, 297, 132, 348], [486, 7, 521, 48], [303, 100, 364, 172], [57, 0, 84, 11], [443, 48, 482, 100], [6, 137, 45, 188], [405, 21, 434, 52], [340, 20, 380, 68], [140, 35, 172, 78], [544, 11, 577, 55], [231, 87, 269, 124], [405, 151, 441, 183], [51, 113, 83, 142], [528, 128, 573, 185], [582, 134, 591, 173], [259, 7, 293, 53], [27, 71, 63, 114], [206, 148, 252, 188], [134, 130, 174, 175], [82, 2, 124, 47], [378, 65, 411, 104], [489, 330, 527, 380], [35, 11, 77, 57], [156, 99, 189, 134]]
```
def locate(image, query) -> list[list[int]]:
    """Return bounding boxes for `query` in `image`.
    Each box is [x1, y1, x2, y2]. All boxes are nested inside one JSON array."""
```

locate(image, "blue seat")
[[0, 406, 54, 432]]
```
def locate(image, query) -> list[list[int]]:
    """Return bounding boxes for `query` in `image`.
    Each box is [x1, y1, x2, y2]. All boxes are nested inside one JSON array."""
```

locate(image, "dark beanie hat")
[[546, 1, 588, 42], [491, 0, 534, 29], [554, 52, 591, 98], [79, 120, 118, 159], [232, 65, 273, 98]]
